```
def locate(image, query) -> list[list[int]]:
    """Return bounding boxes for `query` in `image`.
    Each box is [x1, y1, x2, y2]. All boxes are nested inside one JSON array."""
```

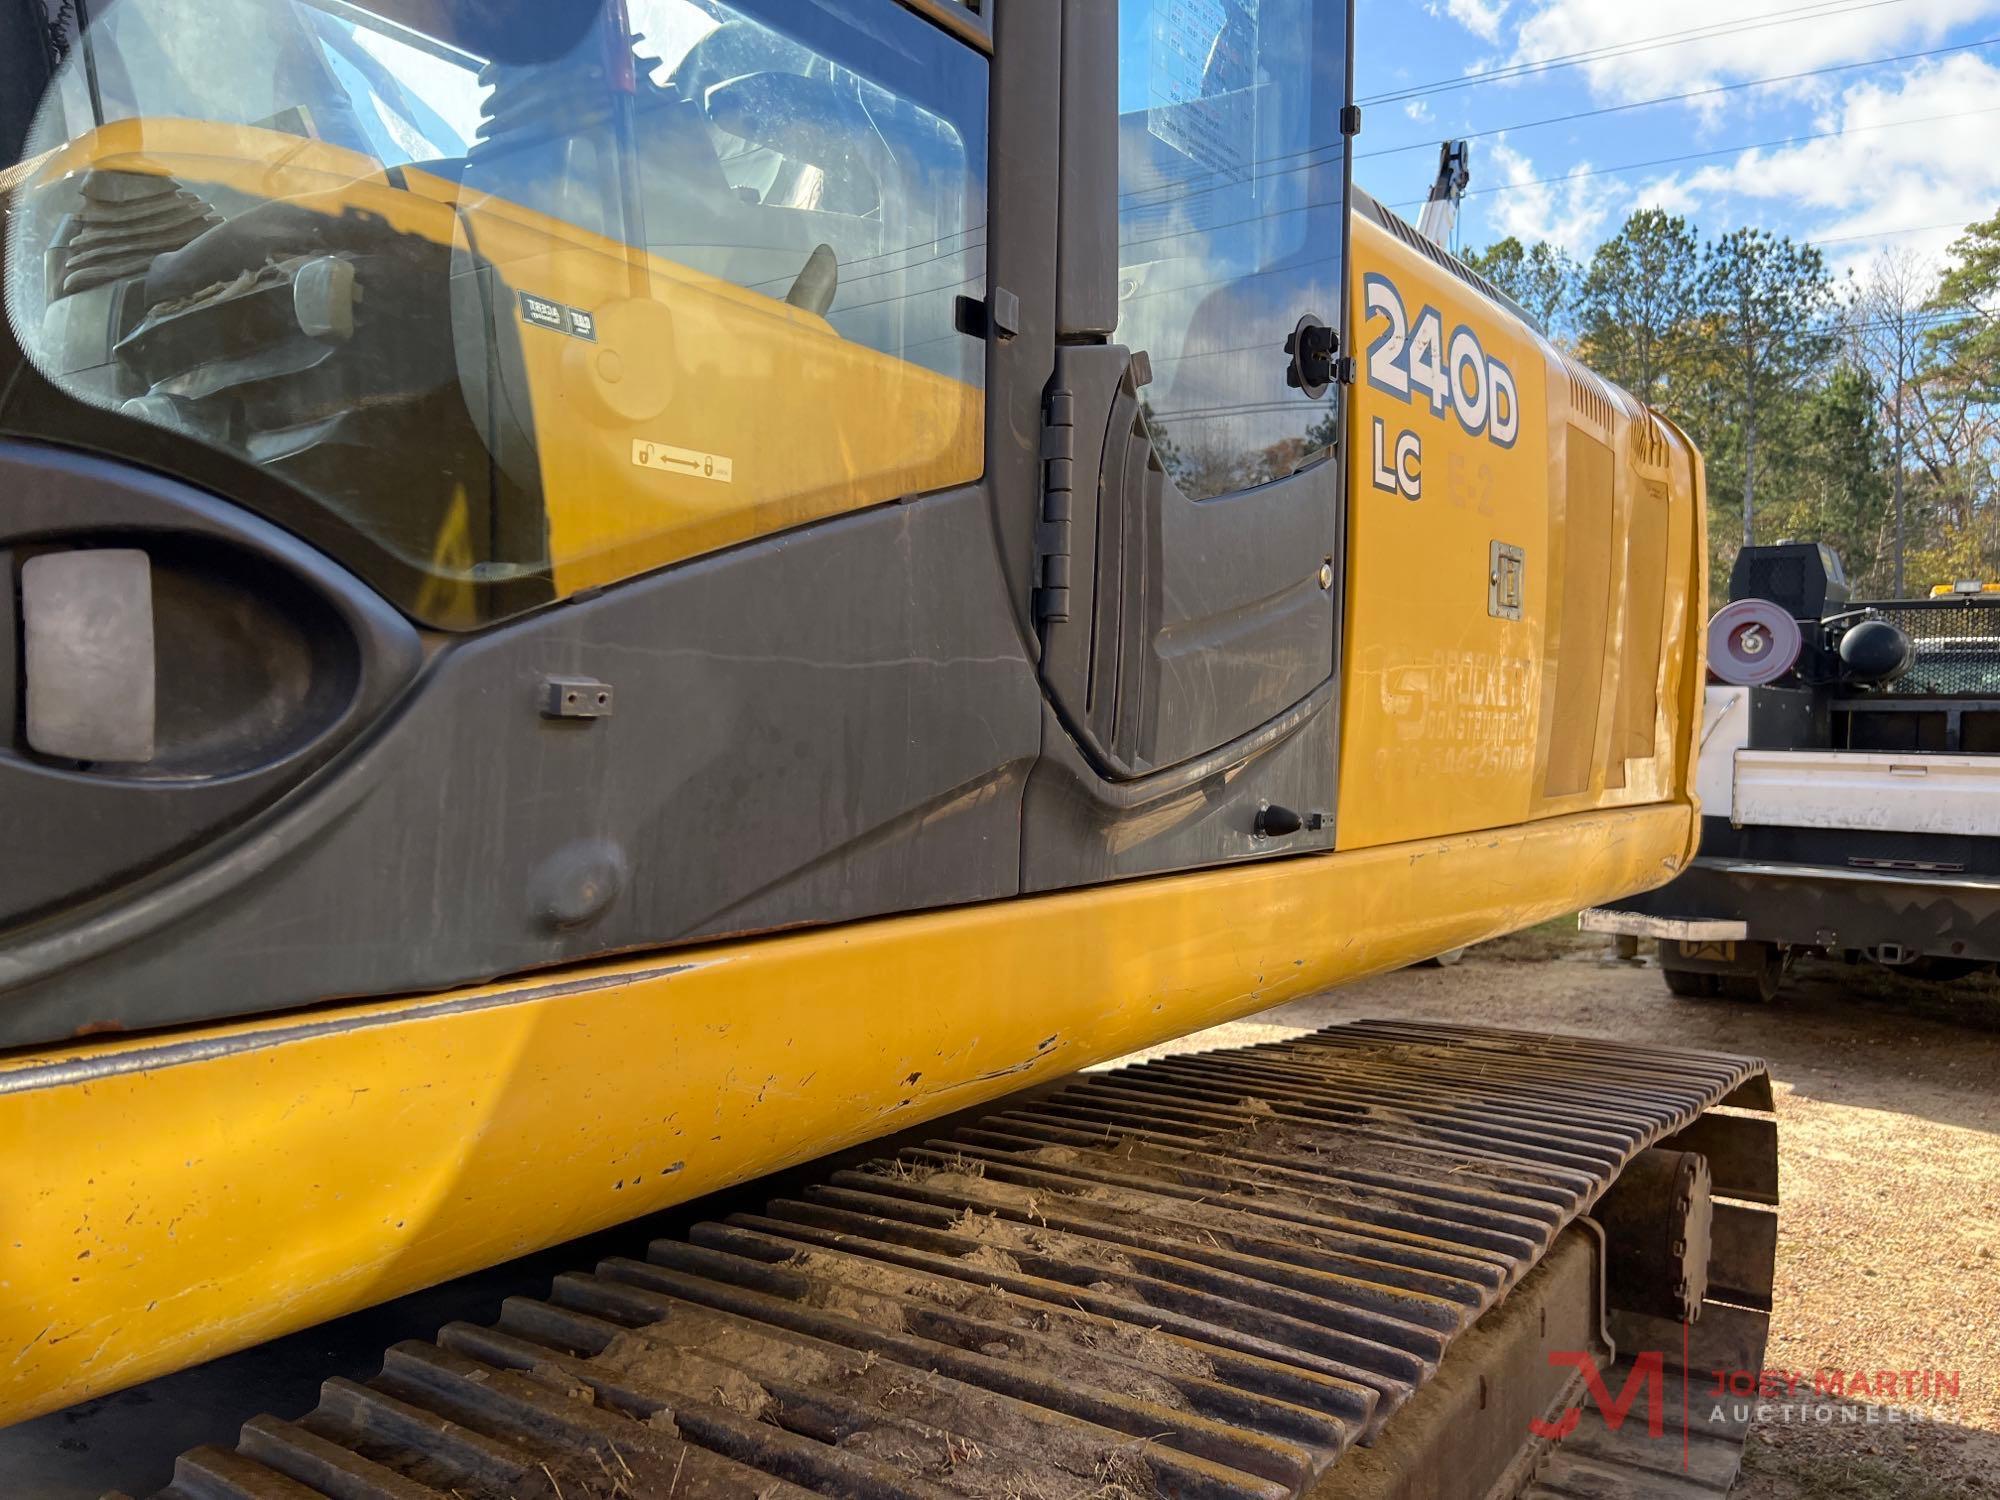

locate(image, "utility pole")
[[1857, 249, 1930, 598], [1891, 298, 1910, 597], [1742, 280, 1757, 553], [1893, 364, 1907, 596]]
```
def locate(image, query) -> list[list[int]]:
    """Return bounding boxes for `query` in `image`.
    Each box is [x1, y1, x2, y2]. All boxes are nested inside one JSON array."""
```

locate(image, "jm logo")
[[1529, 1351, 1669, 1441]]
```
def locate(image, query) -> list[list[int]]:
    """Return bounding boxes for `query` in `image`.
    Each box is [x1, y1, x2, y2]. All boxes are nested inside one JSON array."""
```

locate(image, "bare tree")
[[1846, 248, 1939, 595]]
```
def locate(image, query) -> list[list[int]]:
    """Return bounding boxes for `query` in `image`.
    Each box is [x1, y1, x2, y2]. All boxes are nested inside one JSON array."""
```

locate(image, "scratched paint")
[[0, 801, 1693, 1425], [1338, 211, 1704, 849]]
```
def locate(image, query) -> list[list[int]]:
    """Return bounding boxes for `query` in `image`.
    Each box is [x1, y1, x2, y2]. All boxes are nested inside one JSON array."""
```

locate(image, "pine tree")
[[1576, 210, 1701, 413], [1931, 211, 2000, 405], [1763, 364, 1890, 590], [1463, 237, 1580, 338], [1698, 228, 1837, 552]]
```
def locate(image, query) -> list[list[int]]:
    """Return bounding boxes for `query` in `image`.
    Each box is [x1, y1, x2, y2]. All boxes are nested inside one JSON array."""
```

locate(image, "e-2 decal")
[[1364, 273, 1520, 502]]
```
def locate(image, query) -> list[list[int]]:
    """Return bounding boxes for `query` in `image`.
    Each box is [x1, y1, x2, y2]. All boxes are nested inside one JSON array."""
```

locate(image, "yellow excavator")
[[0, 1, 1776, 1495]]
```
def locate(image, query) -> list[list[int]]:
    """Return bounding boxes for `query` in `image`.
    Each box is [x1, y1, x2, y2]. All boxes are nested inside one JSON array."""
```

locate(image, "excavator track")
[[131, 1020, 1778, 1500]]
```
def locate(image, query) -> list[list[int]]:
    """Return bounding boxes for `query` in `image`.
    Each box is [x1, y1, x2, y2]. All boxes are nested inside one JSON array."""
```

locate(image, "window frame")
[[896, 0, 992, 52]]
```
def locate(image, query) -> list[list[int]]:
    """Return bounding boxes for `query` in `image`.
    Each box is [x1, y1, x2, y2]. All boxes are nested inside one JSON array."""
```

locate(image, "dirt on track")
[[1110, 925, 2000, 1500]]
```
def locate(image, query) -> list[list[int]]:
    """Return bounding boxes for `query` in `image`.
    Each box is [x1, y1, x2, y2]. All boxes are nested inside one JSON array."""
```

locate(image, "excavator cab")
[[0, 0, 1371, 1044], [4, 0, 991, 621]]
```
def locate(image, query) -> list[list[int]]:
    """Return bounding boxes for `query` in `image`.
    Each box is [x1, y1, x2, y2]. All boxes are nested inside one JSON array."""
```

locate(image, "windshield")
[[3, 0, 989, 626]]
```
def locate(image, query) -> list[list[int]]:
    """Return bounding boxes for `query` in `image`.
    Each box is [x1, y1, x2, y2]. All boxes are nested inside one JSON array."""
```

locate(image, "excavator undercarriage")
[[137, 1021, 1777, 1500]]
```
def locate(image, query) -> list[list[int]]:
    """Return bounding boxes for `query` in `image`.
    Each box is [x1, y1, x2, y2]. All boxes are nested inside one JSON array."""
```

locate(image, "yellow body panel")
[[22, 121, 983, 599], [0, 803, 1691, 1426], [458, 197, 981, 595], [1339, 215, 1708, 848]]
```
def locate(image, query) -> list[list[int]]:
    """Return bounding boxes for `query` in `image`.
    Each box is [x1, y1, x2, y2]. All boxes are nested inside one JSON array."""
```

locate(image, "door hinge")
[[1035, 386, 1075, 623], [1340, 104, 1363, 137]]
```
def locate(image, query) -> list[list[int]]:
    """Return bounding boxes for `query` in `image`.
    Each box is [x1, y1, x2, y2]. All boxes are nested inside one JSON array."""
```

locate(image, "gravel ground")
[[1110, 924, 2000, 1500]]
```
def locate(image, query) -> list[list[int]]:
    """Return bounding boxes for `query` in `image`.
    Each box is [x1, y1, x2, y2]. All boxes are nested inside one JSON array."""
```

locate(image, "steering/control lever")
[[786, 243, 839, 316]]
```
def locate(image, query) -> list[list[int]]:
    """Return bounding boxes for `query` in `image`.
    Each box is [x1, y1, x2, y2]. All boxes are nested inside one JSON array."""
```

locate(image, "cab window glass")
[[6, 0, 987, 625], [1116, 0, 1347, 500]]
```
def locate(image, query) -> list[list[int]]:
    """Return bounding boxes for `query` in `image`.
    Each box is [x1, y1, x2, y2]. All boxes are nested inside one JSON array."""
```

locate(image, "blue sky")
[[1349, 0, 2000, 274]]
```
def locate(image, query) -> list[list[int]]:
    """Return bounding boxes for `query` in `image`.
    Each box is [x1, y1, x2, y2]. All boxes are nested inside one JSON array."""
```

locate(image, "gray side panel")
[[1022, 687, 1338, 891], [0, 443, 423, 929], [1020, 3, 1345, 891], [1035, 346, 1335, 779], [0, 548, 15, 750], [0, 488, 1040, 1046]]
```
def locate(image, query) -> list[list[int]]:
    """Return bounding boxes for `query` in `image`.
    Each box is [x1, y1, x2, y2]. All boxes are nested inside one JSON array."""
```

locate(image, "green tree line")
[[1465, 209, 2000, 598]]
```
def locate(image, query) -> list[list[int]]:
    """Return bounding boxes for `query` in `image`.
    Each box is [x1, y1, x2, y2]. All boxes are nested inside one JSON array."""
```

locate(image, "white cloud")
[[1628, 174, 1703, 220], [1504, 0, 2000, 111], [1657, 53, 2000, 270], [1483, 138, 1624, 249], [1428, 0, 1511, 45], [1404, 97, 1435, 123]]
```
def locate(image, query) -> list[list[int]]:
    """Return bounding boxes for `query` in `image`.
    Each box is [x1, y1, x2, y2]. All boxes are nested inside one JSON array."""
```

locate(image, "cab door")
[[1022, 0, 1355, 889]]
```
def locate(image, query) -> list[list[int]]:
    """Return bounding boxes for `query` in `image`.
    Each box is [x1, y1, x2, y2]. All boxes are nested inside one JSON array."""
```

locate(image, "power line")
[[1118, 146, 1342, 210], [1364, 0, 1920, 106], [1384, 103, 2000, 210], [1118, 194, 1342, 259], [1835, 309, 1982, 337], [1818, 219, 1979, 245], [1119, 34, 1996, 218], [1355, 37, 1997, 166], [1365, 0, 1913, 102], [1145, 398, 1318, 423], [745, 222, 988, 292]]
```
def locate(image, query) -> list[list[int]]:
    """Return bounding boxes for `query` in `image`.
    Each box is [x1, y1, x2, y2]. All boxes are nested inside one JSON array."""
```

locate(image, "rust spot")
[[903, 1072, 923, 1086], [72, 1019, 126, 1037]]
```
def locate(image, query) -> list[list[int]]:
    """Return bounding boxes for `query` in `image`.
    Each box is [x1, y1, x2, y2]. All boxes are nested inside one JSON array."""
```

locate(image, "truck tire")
[[1661, 964, 1719, 998], [1911, 956, 1986, 983], [1416, 946, 1468, 968], [1717, 944, 1786, 1003]]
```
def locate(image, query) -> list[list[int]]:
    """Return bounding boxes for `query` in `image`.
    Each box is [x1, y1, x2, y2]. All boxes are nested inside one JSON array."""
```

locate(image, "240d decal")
[[1364, 273, 1520, 501]]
